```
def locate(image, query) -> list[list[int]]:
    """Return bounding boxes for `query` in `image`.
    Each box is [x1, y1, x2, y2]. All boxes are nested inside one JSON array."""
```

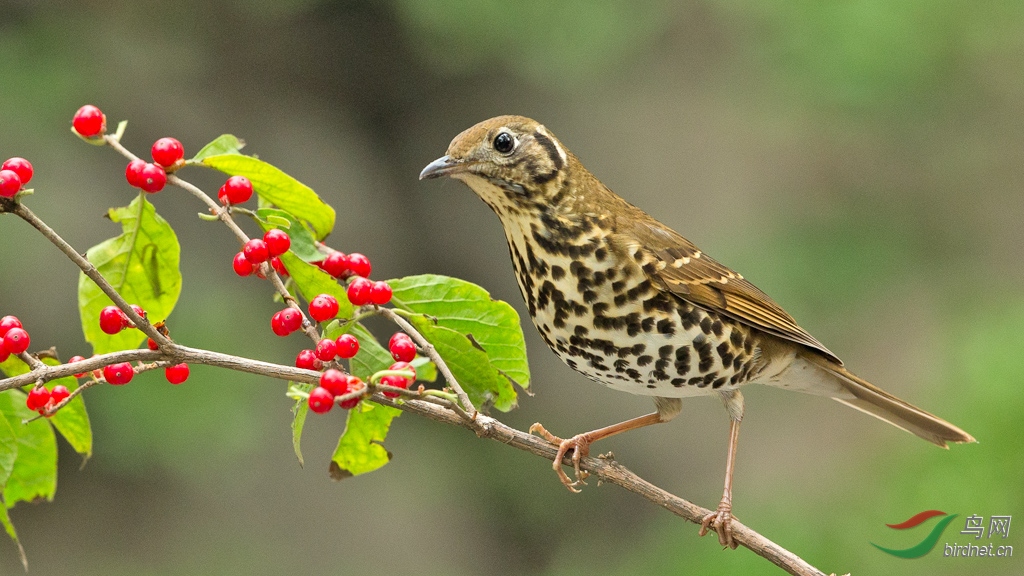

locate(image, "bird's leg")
[[699, 390, 744, 549], [530, 397, 682, 493]]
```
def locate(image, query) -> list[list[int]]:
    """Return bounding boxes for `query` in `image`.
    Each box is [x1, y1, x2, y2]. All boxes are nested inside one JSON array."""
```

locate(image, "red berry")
[[347, 253, 372, 278], [243, 238, 269, 264], [308, 294, 339, 323], [99, 305, 128, 335], [263, 229, 291, 257], [368, 281, 393, 305], [380, 361, 416, 397], [0, 169, 21, 198], [103, 362, 134, 385], [50, 385, 70, 404], [346, 277, 373, 306], [270, 256, 288, 277], [388, 332, 410, 349], [295, 349, 322, 371], [322, 252, 349, 278], [147, 338, 159, 350], [220, 175, 253, 204], [339, 376, 363, 409], [232, 252, 254, 276], [315, 338, 338, 361], [308, 386, 335, 414], [151, 137, 184, 168], [2, 158, 33, 185], [125, 159, 146, 187], [389, 335, 416, 363], [0, 315, 22, 337], [138, 163, 167, 193], [271, 308, 302, 336], [320, 369, 348, 396], [26, 386, 51, 411], [3, 327, 30, 354], [335, 333, 359, 359], [129, 304, 146, 324], [72, 105, 106, 137], [165, 363, 190, 384], [68, 355, 87, 378], [0, 348, 7, 362]]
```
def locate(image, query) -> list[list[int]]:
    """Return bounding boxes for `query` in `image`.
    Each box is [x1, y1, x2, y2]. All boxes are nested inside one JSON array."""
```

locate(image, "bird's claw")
[[698, 500, 737, 549], [530, 423, 591, 492]]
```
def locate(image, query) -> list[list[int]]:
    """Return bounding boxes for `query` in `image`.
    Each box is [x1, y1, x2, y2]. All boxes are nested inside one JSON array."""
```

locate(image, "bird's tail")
[[801, 353, 976, 448]]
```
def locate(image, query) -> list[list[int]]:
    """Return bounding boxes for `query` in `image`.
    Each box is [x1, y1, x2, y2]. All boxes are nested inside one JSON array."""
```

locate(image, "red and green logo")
[[871, 510, 959, 559]]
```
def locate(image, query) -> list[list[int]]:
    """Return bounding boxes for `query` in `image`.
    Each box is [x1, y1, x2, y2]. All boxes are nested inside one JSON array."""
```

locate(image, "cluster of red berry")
[[0, 156, 33, 198], [25, 384, 70, 416], [234, 228, 290, 278], [303, 329, 419, 414]]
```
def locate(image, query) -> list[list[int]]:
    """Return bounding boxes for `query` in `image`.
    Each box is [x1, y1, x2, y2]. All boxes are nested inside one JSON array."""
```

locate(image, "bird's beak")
[[419, 155, 468, 180]]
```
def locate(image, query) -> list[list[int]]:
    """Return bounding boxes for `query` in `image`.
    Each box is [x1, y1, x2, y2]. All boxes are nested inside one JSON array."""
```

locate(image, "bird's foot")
[[698, 499, 738, 549], [529, 423, 591, 492]]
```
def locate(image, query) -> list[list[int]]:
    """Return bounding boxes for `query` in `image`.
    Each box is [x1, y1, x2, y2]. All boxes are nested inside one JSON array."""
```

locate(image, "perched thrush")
[[420, 115, 975, 548]]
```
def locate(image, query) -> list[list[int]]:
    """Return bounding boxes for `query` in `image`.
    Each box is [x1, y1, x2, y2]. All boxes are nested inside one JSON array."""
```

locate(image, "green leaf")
[[0, 391, 57, 508], [279, 252, 354, 319], [78, 195, 182, 355], [190, 134, 245, 161], [408, 316, 517, 411], [0, 416, 16, 490], [330, 401, 401, 479], [290, 383, 314, 467], [254, 208, 322, 262], [201, 154, 335, 240], [388, 274, 529, 411]]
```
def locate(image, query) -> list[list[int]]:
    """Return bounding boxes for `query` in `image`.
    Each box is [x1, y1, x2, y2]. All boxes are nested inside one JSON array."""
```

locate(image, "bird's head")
[[420, 115, 574, 215]]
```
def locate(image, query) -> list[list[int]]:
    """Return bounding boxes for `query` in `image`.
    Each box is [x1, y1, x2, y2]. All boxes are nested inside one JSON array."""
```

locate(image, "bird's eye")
[[493, 132, 515, 154]]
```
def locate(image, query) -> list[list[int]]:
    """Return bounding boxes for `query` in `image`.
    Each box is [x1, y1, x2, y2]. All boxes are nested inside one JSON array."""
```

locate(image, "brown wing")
[[615, 215, 842, 364]]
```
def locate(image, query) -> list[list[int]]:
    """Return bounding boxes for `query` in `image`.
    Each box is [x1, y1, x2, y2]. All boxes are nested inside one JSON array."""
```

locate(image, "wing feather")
[[616, 216, 841, 364]]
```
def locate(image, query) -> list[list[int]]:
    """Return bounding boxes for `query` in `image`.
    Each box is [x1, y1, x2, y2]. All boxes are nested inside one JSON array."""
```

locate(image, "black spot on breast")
[[712, 377, 727, 389], [612, 281, 627, 293], [551, 266, 566, 280], [656, 319, 676, 335], [582, 290, 597, 304], [641, 317, 655, 332], [653, 370, 670, 381], [730, 329, 744, 348], [632, 344, 646, 355], [574, 325, 589, 337], [699, 317, 713, 335], [569, 261, 592, 279], [614, 359, 628, 372], [593, 302, 609, 316], [659, 345, 673, 358], [593, 271, 606, 286], [595, 247, 607, 261], [637, 355, 653, 367], [671, 378, 686, 387], [711, 320, 723, 337], [626, 369, 642, 380], [654, 358, 670, 372], [717, 342, 734, 369]]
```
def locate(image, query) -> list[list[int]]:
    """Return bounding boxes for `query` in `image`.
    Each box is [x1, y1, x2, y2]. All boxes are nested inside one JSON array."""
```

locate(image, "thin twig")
[[9, 201, 170, 347]]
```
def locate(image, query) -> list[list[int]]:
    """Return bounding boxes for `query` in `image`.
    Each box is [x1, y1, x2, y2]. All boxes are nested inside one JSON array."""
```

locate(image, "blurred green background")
[[1, 1, 1022, 574]]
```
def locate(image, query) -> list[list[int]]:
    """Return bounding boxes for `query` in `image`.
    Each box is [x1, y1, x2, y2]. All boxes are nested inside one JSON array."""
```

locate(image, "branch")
[[377, 396, 831, 576]]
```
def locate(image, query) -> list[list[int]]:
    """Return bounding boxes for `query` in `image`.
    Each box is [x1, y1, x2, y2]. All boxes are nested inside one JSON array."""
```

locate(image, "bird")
[[419, 115, 975, 548]]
